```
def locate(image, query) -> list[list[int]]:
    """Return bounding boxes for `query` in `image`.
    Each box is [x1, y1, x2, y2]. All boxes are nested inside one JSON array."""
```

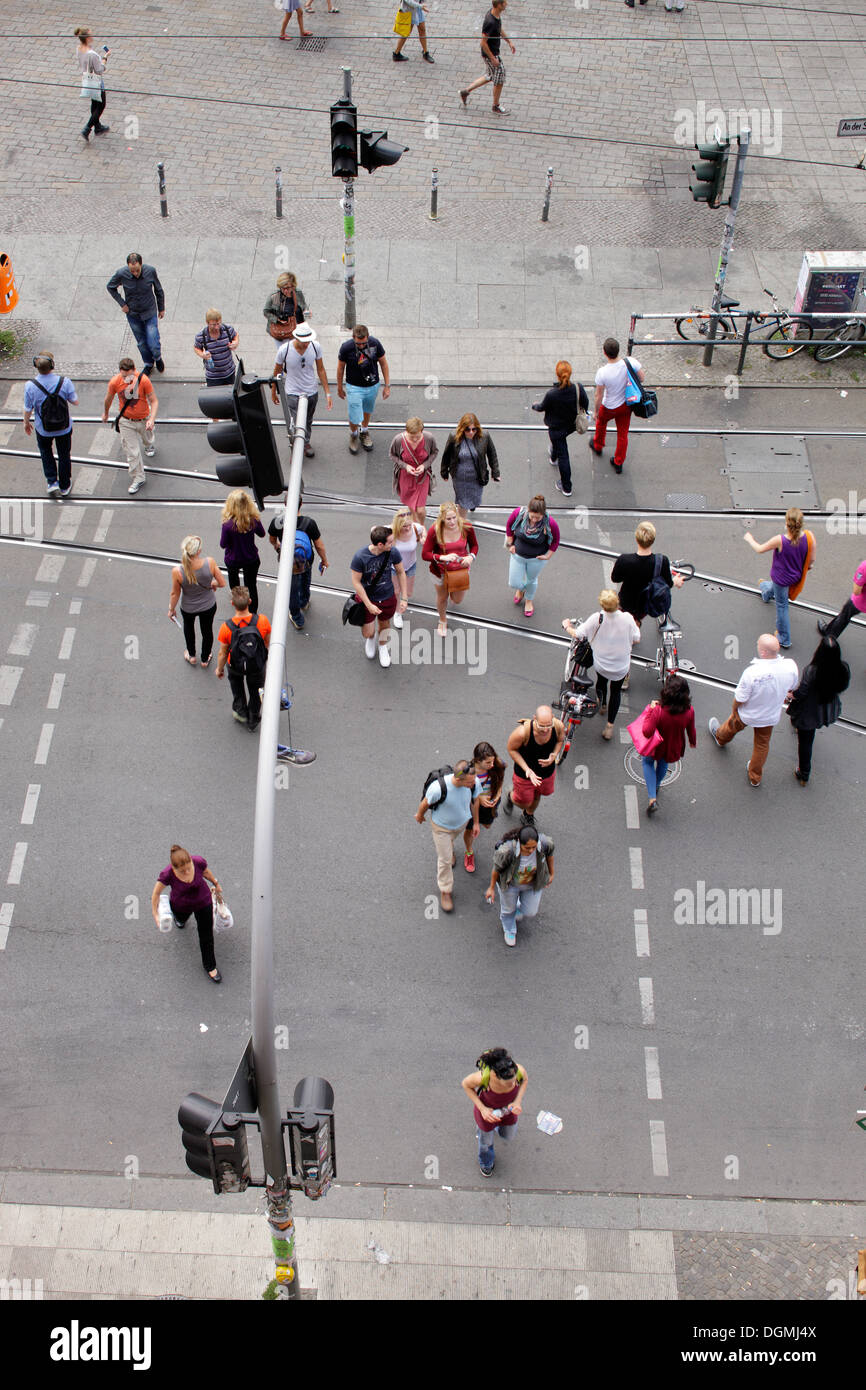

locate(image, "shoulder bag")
[[268, 291, 297, 341], [114, 371, 145, 432], [342, 550, 393, 626], [80, 52, 102, 99], [571, 613, 603, 670], [624, 358, 658, 420]]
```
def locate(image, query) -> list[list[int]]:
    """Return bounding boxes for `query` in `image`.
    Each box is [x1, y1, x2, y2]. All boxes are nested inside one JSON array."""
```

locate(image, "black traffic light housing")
[[198, 361, 284, 509], [178, 1093, 252, 1194], [287, 1077, 336, 1200], [359, 129, 408, 173], [330, 100, 359, 178], [690, 137, 730, 208]]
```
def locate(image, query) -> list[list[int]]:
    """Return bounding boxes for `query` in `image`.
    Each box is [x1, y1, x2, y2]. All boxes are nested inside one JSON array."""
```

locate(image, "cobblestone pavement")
[[673, 1233, 861, 1301]]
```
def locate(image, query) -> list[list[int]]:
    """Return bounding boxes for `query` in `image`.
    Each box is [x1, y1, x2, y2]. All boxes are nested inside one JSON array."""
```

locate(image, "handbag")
[[268, 292, 297, 341], [571, 614, 602, 670], [394, 7, 413, 35], [80, 57, 102, 99], [574, 407, 589, 435], [211, 891, 234, 934], [444, 562, 470, 595], [342, 550, 393, 625], [624, 358, 658, 420], [628, 706, 664, 757]]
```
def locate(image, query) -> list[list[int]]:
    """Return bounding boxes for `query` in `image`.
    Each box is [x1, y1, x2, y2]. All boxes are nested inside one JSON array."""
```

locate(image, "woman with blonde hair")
[[263, 271, 309, 342], [440, 413, 500, 519], [220, 490, 266, 614], [562, 590, 639, 740], [744, 506, 815, 650], [168, 536, 226, 667], [390, 506, 426, 628], [421, 501, 479, 636], [531, 359, 589, 498], [390, 416, 438, 523], [76, 26, 110, 141]]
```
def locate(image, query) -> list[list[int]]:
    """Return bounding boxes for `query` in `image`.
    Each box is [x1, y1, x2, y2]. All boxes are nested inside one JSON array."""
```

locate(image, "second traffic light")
[[330, 100, 358, 178], [198, 362, 284, 509], [178, 1092, 251, 1194], [690, 137, 730, 208], [359, 129, 408, 173]]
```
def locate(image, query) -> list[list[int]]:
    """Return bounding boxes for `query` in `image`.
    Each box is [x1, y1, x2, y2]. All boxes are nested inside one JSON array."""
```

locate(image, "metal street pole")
[[342, 66, 356, 331], [703, 128, 750, 367], [251, 394, 308, 1300]]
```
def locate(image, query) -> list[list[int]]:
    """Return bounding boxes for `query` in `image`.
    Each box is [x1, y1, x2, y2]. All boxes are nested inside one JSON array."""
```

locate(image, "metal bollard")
[[429, 167, 439, 221], [275, 166, 283, 219], [157, 161, 168, 218], [541, 167, 553, 223]]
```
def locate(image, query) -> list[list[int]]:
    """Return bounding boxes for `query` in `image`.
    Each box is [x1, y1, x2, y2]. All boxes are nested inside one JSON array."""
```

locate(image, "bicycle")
[[752, 287, 814, 358], [652, 562, 695, 682], [812, 316, 866, 362], [675, 294, 741, 342], [553, 628, 599, 766]]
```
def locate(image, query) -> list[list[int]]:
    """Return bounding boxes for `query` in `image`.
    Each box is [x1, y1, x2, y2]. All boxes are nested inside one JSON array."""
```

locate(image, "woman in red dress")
[[390, 416, 438, 524]]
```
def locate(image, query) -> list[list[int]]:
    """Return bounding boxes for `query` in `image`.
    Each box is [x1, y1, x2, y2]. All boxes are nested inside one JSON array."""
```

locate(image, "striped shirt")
[[195, 324, 237, 380]]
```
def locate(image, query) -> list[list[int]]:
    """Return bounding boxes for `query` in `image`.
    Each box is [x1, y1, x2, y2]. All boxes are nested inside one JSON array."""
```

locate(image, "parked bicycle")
[[653, 562, 695, 683], [553, 630, 599, 765], [813, 317, 866, 362], [675, 294, 741, 342], [676, 288, 813, 358]]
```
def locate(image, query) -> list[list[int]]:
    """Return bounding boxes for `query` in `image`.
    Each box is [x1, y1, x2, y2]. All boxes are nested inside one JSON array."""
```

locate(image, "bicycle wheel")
[[760, 317, 814, 359], [556, 713, 575, 765], [813, 321, 866, 363], [675, 314, 736, 343], [664, 634, 679, 678]]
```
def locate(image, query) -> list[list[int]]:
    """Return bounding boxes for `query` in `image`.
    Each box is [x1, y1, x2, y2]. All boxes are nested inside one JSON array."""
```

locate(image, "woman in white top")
[[563, 589, 639, 740], [76, 26, 110, 142], [390, 508, 425, 629]]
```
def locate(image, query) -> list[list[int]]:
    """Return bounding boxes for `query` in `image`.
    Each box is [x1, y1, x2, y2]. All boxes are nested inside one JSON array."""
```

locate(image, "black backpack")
[[33, 378, 70, 433], [422, 766, 453, 805], [643, 554, 671, 619], [229, 616, 268, 675]]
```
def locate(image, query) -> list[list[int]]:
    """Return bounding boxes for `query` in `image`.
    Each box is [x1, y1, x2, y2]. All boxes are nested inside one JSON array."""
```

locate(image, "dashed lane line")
[[7, 624, 37, 657], [0, 666, 23, 704], [650, 1120, 669, 1178], [624, 784, 639, 829], [51, 508, 85, 543], [639, 977, 656, 1026], [25, 591, 50, 608], [629, 846, 645, 890], [0, 903, 12, 950], [20, 785, 40, 826], [46, 674, 65, 709], [58, 628, 76, 660], [645, 1046, 663, 1100], [76, 559, 97, 588], [634, 907, 650, 958], [34, 724, 54, 766], [34, 555, 65, 583], [7, 842, 27, 885]]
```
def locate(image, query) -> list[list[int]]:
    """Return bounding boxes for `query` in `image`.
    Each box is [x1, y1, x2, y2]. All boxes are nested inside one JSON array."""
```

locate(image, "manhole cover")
[[624, 750, 682, 786], [724, 437, 818, 510], [666, 493, 707, 509], [298, 35, 328, 50]]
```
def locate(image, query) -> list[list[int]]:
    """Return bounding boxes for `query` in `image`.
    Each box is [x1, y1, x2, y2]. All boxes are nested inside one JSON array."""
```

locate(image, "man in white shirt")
[[589, 336, 644, 475], [708, 635, 798, 787], [271, 323, 332, 458]]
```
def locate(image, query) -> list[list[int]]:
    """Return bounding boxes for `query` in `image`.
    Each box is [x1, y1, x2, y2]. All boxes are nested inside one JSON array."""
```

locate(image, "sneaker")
[[128, 478, 145, 494], [289, 613, 305, 630], [360, 430, 374, 451], [492, 106, 510, 115], [464, 851, 475, 873], [276, 745, 317, 764], [94, 124, 110, 134], [378, 642, 391, 668], [622, 673, 630, 691], [59, 484, 73, 497], [440, 891, 454, 913], [392, 612, 403, 629], [155, 358, 165, 373], [393, 49, 409, 60], [708, 717, 723, 748], [794, 769, 808, 786], [364, 635, 377, 658], [816, 619, 829, 635], [349, 433, 360, 454], [231, 710, 247, 724], [480, 1156, 495, 1175], [503, 928, 516, 947], [144, 443, 155, 457], [248, 716, 262, 733], [422, 50, 435, 62], [47, 481, 61, 496], [81, 127, 90, 141], [304, 444, 315, 457], [520, 811, 536, 827], [747, 763, 760, 787], [554, 481, 573, 496]]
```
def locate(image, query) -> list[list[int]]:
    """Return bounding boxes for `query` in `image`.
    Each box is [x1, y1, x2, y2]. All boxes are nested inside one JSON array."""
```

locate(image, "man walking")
[[106, 253, 166, 374], [270, 323, 332, 459], [504, 705, 564, 823], [589, 337, 644, 475], [611, 520, 684, 686], [336, 325, 390, 455], [23, 353, 79, 497], [415, 760, 481, 913], [817, 560, 866, 640], [349, 525, 408, 667], [708, 634, 798, 787], [101, 357, 158, 495], [268, 489, 329, 631], [459, 0, 515, 115], [215, 586, 272, 732]]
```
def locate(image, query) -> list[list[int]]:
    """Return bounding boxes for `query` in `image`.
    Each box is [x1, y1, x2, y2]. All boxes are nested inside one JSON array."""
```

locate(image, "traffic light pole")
[[251, 394, 309, 1300], [342, 66, 356, 331], [703, 128, 750, 368]]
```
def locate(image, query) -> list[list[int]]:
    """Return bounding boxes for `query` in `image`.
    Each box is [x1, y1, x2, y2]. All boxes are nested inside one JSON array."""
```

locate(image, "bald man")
[[708, 634, 798, 787], [504, 705, 564, 823]]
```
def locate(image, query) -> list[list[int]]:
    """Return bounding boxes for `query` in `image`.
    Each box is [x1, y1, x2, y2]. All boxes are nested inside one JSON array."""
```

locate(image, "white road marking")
[[3, 383, 27, 410], [0, 902, 12, 950], [25, 590, 50, 608], [645, 1047, 663, 1099], [7, 842, 28, 884], [73, 465, 105, 494], [87, 428, 115, 457], [69, 599, 82, 614], [20, 784, 41, 825], [650, 1119, 669, 1176], [0, 665, 23, 704], [8, 624, 38, 657], [624, 785, 639, 829], [47, 673, 65, 709], [77, 559, 97, 588], [35, 555, 65, 583], [0, 424, 14, 447], [58, 628, 76, 660], [639, 977, 655, 1026], [34, 724, 54, 765], [619, 728, 631, 743], [634, 908, 650, 958], [629, 846, 644, 890], [92, 509, 114, 543], [52, 508, 85, 542]]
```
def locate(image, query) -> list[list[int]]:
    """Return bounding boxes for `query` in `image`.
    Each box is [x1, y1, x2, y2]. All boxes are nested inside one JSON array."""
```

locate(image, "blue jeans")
[[548, 429, 572, 491], [498, 883, 542, 935], [36, 430, 73, 489], [345, 381, 380, 427], [127, 312, 162, 368], [760, 579, 791, 647], [290, 565, 312, 621], [507, 554, 547, 601], [476, 1119, 517, 1166], [641, 755, 669, 801]]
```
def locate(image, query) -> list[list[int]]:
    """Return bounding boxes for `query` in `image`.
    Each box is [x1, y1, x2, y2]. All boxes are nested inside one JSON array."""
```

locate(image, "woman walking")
[[422, 501, 479, 636], [390, 417, 438, 523], [390, 507, 426, 628], [76, 26, 110, 141], [278, 0, 313, 39], [531, 359, 589, 499], [638, 674, 697, 816], [220, 490, 266, 614], [787, 634, 850, 785], [505, 495, 560, 618], [151, 844, 225, 983], [393, 1, 434, 61], [462, 741, 505, 873], [168, 535, 226, 667], [563, 591, 639, 740], [461, 1047, 528, 1177], [440, 413, 500, 519], [744, 507, 815, 650], [263, 272, 309, 342], [484, 824, 555, 947], [194, 310, 239, 390]]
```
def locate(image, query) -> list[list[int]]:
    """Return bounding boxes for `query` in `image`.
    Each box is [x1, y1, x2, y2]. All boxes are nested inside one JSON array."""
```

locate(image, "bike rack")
[[627, 309, 866, 377]]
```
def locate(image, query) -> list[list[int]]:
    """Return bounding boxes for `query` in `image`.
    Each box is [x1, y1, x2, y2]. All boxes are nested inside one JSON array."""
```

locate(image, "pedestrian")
[[459, 0, 516, 116], [505, 495, 560, 619], [194, 310, 239, 390], [268, 490, 328, 631], [414, 759, 480, 913], [787, 635, 850, 786], [562, 592, 640, 740], [106, 253, 166, 374], [390, 416, 438, 523], [744, 508, 815, 650], [278, 0, 313, 40], [611, 520, 684, 685], [101, 356, 158, 495], [336, 325, 391, 454], [270, 323, 332, 459], [393, 1, 434, 61], [304, 0, 338, 14], [461, 1048, 528, 1175], [215, 586, 272, 731], [531, 359, 589, 498], [151, 844, 224, 983], [817, 559, 866, 640], [76, 26, 110, 141], [708, 634, 798, 787], [626, 0, 684, 10], [390, 507, 426, 628], [220, 490, 266, 614], [22, 352, 79, 498], [349, 525, 408, 668], [589, 337, 644, 475], [462, 740, 505, 872], [168, 535, 226, 668], [421, 501, 479, 637], [440, 413, 500, 519], [263, 272, 309, 344], [484, 824, 555, 947], [637, 674, 697, 816], [503, 705, 564, 823]]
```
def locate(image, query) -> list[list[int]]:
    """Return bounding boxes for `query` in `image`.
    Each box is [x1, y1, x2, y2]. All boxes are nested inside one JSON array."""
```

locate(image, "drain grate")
[[297, 35, 328, 51], [666, 493, 707, 510]]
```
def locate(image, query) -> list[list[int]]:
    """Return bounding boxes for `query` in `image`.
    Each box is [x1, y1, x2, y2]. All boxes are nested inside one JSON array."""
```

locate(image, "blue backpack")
[[292, 528, 314, 572]]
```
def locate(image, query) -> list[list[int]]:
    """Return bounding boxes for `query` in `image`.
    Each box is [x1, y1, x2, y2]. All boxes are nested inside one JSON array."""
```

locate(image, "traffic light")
[[198, 361, 284, 509], [359, 129, 408, 173], [330, 100, 358, 178], [178, 1093, 251, 1194], [287, 1077, 335, 1200], [690, 138, 730, 207]]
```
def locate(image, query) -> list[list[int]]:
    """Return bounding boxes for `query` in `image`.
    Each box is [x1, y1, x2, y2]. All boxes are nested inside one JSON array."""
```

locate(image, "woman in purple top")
[[220, 489, 266, 614], [505, 494, 560, 618], [744, 507, 813, 649], [150, 845, 225, 982]]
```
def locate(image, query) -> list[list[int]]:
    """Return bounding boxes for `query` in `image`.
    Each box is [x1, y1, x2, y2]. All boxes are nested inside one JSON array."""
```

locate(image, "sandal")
[[524, 603, 534, 618], [183, 651, 197, 666], [437, 621, 447, 636]]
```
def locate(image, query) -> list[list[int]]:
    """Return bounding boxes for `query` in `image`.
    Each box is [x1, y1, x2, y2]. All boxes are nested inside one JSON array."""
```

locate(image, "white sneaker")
[[128, 478, 145, 494], [378, 642, 391, 668], [364, 636, 376, 658], [145, 443, 155, 457], [392, 612, 403, 629]]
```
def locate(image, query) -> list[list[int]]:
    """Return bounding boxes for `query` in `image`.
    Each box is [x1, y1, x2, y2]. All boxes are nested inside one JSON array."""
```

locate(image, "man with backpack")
[[22, 353, 79, 497], [268, 491, 329, 632], [101, 356, 158, 495], [611, 521, 683, 687], [215, 586, 272, 732], [415, 760, 481, 913]]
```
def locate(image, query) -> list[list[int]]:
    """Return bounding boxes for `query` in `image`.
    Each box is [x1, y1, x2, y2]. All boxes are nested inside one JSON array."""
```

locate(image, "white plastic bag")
[[212, 893, 234, 934]]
